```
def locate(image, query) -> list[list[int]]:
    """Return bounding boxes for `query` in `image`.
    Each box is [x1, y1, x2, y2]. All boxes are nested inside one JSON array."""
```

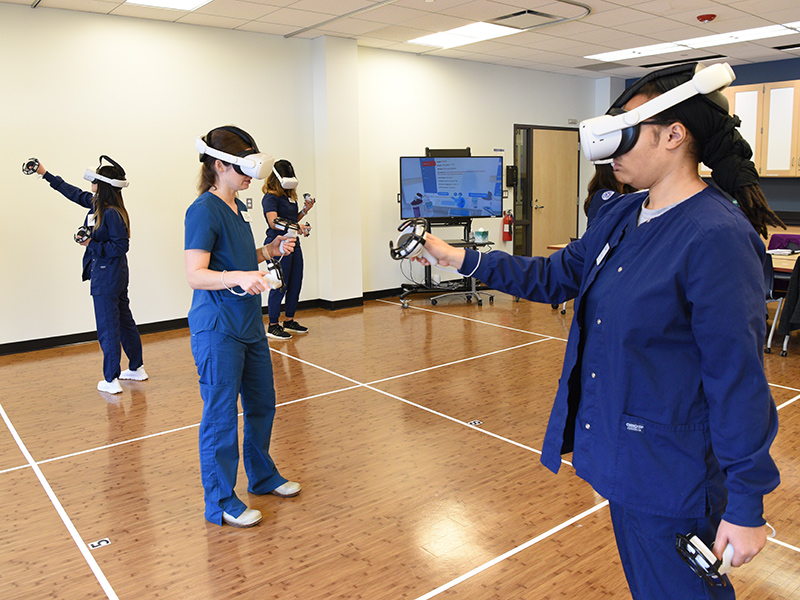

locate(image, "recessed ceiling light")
[[586, 22, 800, 62], [125, 0, 211, 10], [409, 22, 520, 49]]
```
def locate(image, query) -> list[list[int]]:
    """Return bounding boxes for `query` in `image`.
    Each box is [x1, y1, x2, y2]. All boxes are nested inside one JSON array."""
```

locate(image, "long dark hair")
[[94, 164, 130, 237], [262, 159, 298, 201], [197, 127, 254, 194], [583, 163, 636, 216], [637, 80, 784, 239]]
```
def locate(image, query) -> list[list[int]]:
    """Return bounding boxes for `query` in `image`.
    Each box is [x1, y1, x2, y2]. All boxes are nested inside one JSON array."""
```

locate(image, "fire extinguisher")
[[502, 210, 513, 242]]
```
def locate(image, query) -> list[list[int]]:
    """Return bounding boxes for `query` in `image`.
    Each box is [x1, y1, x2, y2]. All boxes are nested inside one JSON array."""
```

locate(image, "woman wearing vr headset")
[[185, 126, 301, 529], [33, 157, 147, 394], [417, 63, 781, 598], [262, 159, 315, 340]]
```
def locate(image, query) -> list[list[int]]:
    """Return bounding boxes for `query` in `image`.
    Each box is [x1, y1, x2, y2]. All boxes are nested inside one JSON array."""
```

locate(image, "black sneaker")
[[267, 324, 292, 340], [283, 319, 309, 334]]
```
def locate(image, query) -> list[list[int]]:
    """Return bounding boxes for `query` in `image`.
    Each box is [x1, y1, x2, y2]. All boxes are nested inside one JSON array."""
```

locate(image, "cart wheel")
[[780, 350, 787, 357], [466, 296, 472, 303], [489, 296, 494, 304], [764, 347, 771, 354], [401, 301, 409, 309], [431, 299, 438, 306], [514, 296, 520, 302], [478, 300, 483, 306], [551, 303, 559, 309], [561, 309, 566, 315]]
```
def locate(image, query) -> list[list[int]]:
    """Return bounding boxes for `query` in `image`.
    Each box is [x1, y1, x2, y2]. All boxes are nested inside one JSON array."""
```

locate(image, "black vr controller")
[[22, 157, 40, 175], [676, 533, 734, 587], [74, 224, 93, 244]]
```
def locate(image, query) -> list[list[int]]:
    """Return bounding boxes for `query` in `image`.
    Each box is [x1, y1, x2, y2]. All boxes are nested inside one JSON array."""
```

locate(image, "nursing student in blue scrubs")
[[184, 126, 301, 528], [35, 157, 147, 394], [416, 63, 783, 599], [261, 159, 315, 340]]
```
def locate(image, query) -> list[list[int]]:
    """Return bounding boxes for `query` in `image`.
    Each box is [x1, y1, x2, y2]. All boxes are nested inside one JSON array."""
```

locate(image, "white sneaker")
[[97, 379, 123, 394], [270, 481, 302, 498], [120, 366, 148, 381], [222, 507, 262, 528]]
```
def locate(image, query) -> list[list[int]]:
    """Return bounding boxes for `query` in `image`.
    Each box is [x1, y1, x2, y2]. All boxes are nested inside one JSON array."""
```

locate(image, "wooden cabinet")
[[761, 81, 800, 176], [710, 80, 800, 178]]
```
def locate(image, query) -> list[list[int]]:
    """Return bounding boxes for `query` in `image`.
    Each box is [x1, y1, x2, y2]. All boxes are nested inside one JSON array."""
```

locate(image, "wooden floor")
[[1, 293, 799, 599]]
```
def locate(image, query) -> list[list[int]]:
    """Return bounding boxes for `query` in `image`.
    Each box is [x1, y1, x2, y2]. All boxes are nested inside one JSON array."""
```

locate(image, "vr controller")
[[262, 259, 284, 290], [389, 218, 439, 266], [74, 224, 93, 244], [272, 216, 311, 255], [22, 157, 40, 175], [676, 533, 734, 587]]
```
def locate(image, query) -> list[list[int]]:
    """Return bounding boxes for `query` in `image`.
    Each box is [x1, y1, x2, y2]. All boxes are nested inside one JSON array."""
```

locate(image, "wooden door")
[[531, 128, 579, 256]]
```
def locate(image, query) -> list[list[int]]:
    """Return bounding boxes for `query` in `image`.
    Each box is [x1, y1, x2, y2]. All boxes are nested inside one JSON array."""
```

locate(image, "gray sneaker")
[[267, 324, 292, 340]]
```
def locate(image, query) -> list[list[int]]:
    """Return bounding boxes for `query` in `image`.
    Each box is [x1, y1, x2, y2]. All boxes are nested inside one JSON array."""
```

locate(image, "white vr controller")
[[273, 216, 310, 255], [262, 260, 283, 289], [389, 218, 439, 266]]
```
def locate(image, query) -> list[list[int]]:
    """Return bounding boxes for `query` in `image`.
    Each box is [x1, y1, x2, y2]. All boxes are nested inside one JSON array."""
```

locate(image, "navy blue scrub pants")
[[191, 330, 287, 525], [92, 289, 143, 382], [609, 502, 735, 600], [268, 245, 303, 324]]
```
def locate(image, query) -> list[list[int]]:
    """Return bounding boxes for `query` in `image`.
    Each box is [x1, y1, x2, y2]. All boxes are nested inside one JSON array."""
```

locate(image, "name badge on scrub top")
[[87, 213, 96, 226], [240, 210, 252, 223], [596, 243, 610, 266]]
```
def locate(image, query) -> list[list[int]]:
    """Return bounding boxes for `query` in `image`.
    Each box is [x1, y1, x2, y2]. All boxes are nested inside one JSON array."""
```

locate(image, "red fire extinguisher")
[[502, 210, 513, 241]]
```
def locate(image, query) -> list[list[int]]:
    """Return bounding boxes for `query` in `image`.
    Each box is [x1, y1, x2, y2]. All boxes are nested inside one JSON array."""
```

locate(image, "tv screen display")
[[400, 156, 503, 220]]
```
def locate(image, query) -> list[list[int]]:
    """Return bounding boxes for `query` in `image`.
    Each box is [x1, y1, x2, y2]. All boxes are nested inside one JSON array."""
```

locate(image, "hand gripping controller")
[[389, 218, 438, 265], [676, 533, 734, 587]]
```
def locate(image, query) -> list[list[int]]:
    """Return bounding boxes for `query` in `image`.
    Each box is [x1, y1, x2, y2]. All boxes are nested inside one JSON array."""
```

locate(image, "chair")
[[774, 255, 800, 357], [764, 254, 787, 354]]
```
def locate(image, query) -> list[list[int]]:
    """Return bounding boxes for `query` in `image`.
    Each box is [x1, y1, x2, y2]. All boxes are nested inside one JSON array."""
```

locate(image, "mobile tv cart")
[[398, 217, 495, 308]]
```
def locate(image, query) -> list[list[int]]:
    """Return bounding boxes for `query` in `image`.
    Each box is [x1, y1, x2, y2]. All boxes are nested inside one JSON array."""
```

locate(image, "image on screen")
[[400, 156, 503, 220]]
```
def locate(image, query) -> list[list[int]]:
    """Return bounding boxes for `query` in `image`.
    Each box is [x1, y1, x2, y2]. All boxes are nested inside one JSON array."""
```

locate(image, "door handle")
[[534, 204, 545, 209]]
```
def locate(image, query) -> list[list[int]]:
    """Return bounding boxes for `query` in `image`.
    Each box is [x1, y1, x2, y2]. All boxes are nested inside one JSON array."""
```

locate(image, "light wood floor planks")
[[1, 293, 799, 599]]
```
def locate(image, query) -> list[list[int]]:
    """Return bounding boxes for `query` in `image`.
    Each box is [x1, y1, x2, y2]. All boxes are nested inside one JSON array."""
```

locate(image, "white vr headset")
[[195, 135, 275, 180], [272, 165, 298, 190], [83, 169, 129, 188], [579, 62, 735, 162]]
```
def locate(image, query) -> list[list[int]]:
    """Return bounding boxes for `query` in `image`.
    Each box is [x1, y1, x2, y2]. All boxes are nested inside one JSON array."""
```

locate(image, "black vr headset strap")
[[98, 155, 126, 178]]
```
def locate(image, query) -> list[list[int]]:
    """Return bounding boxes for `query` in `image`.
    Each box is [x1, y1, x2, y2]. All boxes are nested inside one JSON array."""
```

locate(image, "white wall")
[[1, 3, 612, 345], [1, 3, 315, 344], [357, 49, 598, 291]]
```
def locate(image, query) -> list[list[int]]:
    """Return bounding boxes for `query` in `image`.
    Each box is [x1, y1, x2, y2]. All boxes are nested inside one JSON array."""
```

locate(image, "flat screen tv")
[[399, 156, 503, 221]]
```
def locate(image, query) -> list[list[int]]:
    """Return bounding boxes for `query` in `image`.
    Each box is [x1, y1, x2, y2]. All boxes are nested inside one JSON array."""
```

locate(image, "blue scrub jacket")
[[44, 172, 130, 296], [460, 188, 779, 526]]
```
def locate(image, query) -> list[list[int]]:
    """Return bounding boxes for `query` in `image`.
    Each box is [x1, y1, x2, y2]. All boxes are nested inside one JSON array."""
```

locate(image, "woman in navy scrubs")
[[261, 159, 315, 340], [184, 126, 301, 528], [36, 157, 146, 394], [417, 63, 782, 599]]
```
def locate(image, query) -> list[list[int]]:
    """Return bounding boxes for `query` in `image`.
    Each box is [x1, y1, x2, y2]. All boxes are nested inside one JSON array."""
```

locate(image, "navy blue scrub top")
[[586, 189, 624, 227], [458, 187, 779, 525], [44, 172, 130, 296], [262, 192, 300, 245], [185, 191, 264, 343]]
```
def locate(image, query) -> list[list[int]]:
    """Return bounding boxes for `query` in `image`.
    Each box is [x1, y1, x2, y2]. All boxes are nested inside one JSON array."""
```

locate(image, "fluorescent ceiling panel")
[[586, 22, 800, 62], [409, 22, 519, 49], [126, 0, 211, 10]]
